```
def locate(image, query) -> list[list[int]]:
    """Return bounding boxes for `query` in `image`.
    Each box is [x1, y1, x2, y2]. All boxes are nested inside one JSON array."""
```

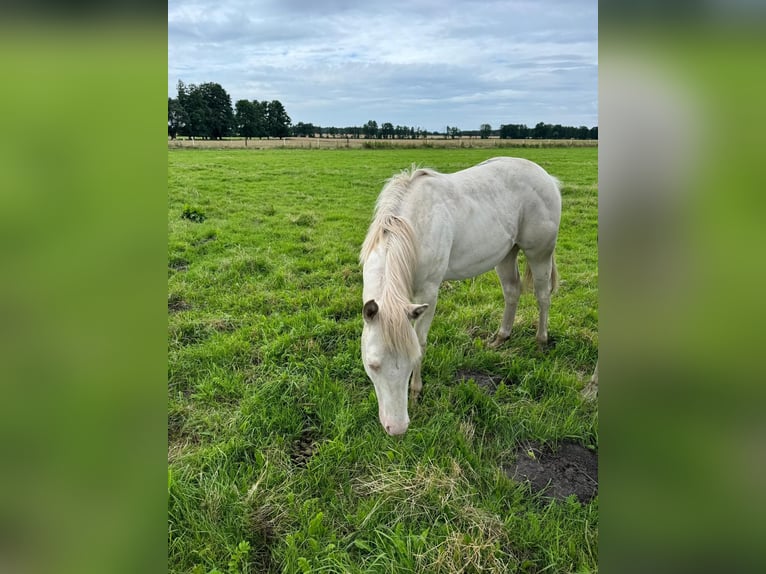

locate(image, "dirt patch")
[[170, 322, 211, 346], [247, 505, 277, 572], [168, 293, 190, 313], [168, 257, 189, 272], [209, 317, 238, 332], [504, 441, 598, 503], [456, 369, 509, 393]]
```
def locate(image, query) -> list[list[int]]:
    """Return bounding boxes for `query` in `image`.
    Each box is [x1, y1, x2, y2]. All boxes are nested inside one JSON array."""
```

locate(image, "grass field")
[[168, 147, 598, 573]]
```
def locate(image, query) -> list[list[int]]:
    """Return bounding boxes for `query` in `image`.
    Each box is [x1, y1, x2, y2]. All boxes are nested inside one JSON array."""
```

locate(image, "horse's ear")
[[407, 303, 428, 321], [363, 299, 379, 322]]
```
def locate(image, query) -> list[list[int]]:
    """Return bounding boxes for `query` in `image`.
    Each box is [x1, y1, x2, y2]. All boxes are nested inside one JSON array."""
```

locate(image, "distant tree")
[[168, 97, 187, 139], [381, 122, 394, 139], [500, 124, 522, 139], [498, 122, 600, 139], [449, 126, 461, 139], [480, 123, 492, 139], [266, 100, 291, 138], [533, 121, 551, 139], [175, 81, 234, 139], [363, 120, 378, 139], [252, 101, 268, 138], [292, 122, 316, 137], [235, 100, 259, 143], [177, 81, 203, 138], [198, 82, 234, 139]]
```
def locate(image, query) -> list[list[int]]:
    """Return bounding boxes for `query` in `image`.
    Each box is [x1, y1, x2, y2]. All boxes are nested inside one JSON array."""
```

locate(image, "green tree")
[[176, 80, 234, 139], [168, 97, 187, 139], [266, 100, 291, 138], [533, 121, 551, 139], [292, 122, 316, 137], [235, 100, 260, 143], [480, 123, 492, 139], [252, 101, 268, 138], [176, 80, 204, 138], [199, 82, 234, 139], [363, 120, 378, 139]]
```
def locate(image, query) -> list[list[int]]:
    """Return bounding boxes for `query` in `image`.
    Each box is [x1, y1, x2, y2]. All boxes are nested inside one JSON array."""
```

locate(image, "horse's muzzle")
[[380, 416, 409, 436]]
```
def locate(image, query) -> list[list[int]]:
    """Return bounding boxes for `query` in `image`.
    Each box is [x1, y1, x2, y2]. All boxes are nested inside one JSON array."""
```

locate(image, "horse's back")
[[460, 156, 561, 240], [412, 156, 561, 232], [403, 157, 561, 281]]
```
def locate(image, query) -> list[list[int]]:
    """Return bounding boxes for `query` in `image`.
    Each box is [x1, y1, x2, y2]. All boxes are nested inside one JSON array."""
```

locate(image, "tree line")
[[168, 80, 597, 141], [168, 81, 291, 141]]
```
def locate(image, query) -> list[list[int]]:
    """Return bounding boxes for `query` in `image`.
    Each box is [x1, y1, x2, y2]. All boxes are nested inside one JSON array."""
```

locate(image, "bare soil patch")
[[504, 441, 598, 503], [168, 258, 189, 272], [456, 369, 512, 393], [168, 293, 190, 313]]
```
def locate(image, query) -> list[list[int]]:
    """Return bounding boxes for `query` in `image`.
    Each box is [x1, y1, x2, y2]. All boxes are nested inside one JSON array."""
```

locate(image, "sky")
[[168, 0, 597, 132]]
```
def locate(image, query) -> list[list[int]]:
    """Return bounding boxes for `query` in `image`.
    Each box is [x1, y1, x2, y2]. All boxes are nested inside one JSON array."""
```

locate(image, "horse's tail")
[[522, 253, 559, 294]]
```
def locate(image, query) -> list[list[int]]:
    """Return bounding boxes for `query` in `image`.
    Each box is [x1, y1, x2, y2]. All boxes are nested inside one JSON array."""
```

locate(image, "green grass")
[[168, 147, 598, 573]]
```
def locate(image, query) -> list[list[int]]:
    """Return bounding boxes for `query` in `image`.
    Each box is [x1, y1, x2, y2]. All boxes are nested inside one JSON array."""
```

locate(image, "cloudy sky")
[[168, 0, 597, 132]]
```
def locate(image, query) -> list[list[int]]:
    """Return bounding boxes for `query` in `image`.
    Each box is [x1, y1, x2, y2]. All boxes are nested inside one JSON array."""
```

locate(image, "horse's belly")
[[443, 238, 510, 280]]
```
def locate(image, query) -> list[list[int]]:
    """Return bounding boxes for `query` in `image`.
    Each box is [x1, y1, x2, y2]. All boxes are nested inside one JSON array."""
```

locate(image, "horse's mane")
[[360, 165, 435, 359]]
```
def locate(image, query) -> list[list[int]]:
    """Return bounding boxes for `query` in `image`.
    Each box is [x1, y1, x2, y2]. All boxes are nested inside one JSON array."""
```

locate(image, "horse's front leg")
[[409, 295, 438, 402], [409, 356, 424, 401]]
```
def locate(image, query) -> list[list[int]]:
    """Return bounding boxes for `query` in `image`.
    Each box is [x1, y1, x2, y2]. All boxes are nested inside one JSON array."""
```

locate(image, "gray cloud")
[[169, 0, 597, 131]]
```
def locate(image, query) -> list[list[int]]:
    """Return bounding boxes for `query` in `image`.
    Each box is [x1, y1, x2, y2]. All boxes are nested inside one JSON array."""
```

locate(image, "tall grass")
[[168, 147, 598, 573]]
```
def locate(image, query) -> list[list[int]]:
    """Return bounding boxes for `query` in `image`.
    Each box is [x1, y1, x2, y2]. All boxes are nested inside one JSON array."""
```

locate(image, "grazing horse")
[[360, 157, 561, 435]]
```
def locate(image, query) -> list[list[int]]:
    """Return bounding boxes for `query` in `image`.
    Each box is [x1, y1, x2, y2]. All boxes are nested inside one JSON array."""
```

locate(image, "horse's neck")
[[362, 244, 415, 303], [362, 248, 388, 302]]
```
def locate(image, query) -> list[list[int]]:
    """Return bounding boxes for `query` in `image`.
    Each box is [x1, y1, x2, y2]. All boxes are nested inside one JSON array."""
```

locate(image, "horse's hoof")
[[537, 334, 555, 352], [488, 334, 509, 349]]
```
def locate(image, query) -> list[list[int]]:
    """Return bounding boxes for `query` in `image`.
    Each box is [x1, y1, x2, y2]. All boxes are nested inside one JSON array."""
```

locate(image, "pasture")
[[168, 147, 598, 573]]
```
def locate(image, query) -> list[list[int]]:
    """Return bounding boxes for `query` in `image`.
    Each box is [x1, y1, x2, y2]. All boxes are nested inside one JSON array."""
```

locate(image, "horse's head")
[[361, 298, 428, 435]]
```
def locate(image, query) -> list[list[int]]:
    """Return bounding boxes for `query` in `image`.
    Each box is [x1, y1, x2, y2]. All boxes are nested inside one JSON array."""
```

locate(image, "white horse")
[[360, 157, 562, 435]]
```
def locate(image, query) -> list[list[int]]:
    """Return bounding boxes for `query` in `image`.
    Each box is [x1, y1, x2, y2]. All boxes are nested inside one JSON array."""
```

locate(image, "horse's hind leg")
[[525, 250, 556, 350], [489, 246, 521, 348]]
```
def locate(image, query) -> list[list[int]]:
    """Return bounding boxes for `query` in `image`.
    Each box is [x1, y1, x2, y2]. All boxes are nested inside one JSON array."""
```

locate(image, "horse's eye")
[[368, 362, 381, 372]]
